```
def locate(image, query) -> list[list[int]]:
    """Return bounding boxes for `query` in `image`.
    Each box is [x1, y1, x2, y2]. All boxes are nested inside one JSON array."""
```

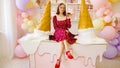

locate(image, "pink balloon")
[[16, 11, 27, 39], [100, 26, 117, 41], [15, 45, 27, 58], [104, 15, 112, 23], [105, 2, 112, 9], [16, 0, 29, 11], [114, 13, 120, 19], [21, 12, 28, 18], [90, 0, 108, 10], [104, 45, 118, 59], [26, 8, 36, 17], [96, 8, 106, 17], [104, 9, 111, 16]]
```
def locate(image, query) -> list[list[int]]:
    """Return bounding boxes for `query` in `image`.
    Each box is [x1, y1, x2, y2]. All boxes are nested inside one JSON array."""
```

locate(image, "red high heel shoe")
[[55, 59, 61, 68], [66, 51, 74, 59]]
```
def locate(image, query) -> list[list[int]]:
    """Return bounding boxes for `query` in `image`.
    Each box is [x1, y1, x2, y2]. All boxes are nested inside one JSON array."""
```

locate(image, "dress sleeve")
[[66, 18, 71, 28], [53, 16, 59, 30]]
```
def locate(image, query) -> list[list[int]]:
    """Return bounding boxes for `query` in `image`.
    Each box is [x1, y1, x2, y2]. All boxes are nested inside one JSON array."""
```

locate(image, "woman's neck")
[[59, 13, 64, 16]]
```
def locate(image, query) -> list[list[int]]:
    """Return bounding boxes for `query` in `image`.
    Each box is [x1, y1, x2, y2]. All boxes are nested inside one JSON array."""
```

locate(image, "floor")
[[0, 56, 120, 68], [0, 58, 29, 68], [96, 56, 120, 68]]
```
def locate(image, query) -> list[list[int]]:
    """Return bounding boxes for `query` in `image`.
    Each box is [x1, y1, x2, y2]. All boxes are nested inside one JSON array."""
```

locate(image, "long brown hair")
[[56, 3, 66, 16]]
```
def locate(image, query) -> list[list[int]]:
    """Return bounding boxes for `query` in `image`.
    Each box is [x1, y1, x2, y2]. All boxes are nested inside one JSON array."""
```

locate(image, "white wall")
[[0, 0, 4, 32], [0, 0, 17, 59]]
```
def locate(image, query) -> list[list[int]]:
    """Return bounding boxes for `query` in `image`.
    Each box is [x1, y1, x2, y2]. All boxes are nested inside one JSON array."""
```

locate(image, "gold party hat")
[[37, 0, 51, 31], [78, 0, 93, 29]]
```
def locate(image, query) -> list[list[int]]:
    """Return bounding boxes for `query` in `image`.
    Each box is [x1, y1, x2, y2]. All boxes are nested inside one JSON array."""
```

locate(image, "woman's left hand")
[[66, 30, 69, 33]]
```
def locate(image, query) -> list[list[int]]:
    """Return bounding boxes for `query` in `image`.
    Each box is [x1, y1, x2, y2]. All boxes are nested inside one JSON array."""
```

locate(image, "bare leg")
[[63, 40, 74, 59], [63, 40, 69, 51], [58, 41, 65, 60], [55, 41, 65, 68]]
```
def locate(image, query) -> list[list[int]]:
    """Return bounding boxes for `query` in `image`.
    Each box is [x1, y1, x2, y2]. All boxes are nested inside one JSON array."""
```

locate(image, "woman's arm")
[[66, 18, 71, 28]]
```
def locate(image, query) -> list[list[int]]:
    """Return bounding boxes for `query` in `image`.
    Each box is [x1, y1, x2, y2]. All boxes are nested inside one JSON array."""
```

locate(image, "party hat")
[[25, 0, 34, 9], [37, 0, 51, 31], [78, 0, 93, 29]]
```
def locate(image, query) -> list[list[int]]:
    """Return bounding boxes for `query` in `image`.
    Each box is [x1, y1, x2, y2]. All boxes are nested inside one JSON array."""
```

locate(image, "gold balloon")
[[93, 18, 105, 30], [109, 0, 120, 3], [25, 0, 35, 9]]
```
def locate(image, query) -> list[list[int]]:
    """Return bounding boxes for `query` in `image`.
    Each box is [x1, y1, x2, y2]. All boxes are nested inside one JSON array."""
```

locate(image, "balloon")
[[104, 22, 113, 26], [114, 13, 120, 21], [100, 26, 117, 40], [93, 18, 104, 30], [21, 18, 37, 32], [105, 2, 112, 9], [23, 18, 29, 22], [118, 35, 120, 42], [21, 12, 28, 18], [117, 45, 120, 56], [25, 0, 34, 9], [108, 39, 119, 46], [117, 45, 120, 52], [96, 8, 106, 17], [104, 9, 111, 15], [21, 23, 28, 30], [27, 21, 34, 26], [15, 45, 27, 58], [16, 0, 29, 10], [90, 0, 108, 10], [109, 0, 120, 3], [115, 33, 119, 38], [104, 45, 118, 59], [25, 8, 37, 17], [28, 26, 35, 32], [104, 15, 112, 23], [114, 13, 120, 29], [16, 0, 34, 11]]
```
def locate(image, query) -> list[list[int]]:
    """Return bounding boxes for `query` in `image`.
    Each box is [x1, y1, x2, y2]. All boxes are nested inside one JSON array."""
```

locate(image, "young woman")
[[52, 3, 77, 68]]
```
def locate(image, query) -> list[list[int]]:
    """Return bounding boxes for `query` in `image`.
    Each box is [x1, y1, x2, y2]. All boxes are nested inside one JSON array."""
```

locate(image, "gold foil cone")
[[78, 0, 93, 29], [37, 0, 51, 31]]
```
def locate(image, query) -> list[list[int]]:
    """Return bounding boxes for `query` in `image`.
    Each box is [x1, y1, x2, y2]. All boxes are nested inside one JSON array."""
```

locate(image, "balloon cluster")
[[104, 32, 120, 59], [15, 0, 39, 58], [90, 0, 120, 59], [90, 0, 120, 41], [16, 0, 38, 33], [91, 0, 113, 23], [91, 0, 120, 30], [21, 12, 37, 33]]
